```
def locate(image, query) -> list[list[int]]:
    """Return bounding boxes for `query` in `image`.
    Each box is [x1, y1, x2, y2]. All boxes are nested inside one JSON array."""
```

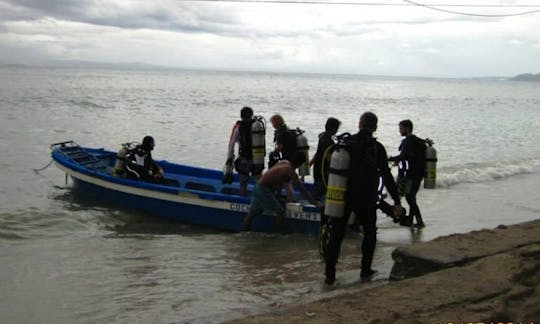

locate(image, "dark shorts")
[[235, 157, 263, 185], [249, 184, 284, 216]]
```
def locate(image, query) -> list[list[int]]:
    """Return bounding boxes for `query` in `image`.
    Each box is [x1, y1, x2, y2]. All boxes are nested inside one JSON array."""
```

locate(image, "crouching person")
[[241, 152, 321, 232], [125, 136, 164, 183]]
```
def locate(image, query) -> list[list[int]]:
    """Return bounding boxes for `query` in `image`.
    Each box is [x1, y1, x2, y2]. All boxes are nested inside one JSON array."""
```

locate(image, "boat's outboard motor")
[[324, 133, 351, 218], [113, 142, 137, 176], [424, 138, 437, 189], [295, 128, 310, 177], [251, 115, 266, 174]]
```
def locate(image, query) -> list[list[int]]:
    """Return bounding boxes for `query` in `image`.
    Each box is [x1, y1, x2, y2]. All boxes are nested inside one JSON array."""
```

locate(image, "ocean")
[[1, 66, 539, 323]]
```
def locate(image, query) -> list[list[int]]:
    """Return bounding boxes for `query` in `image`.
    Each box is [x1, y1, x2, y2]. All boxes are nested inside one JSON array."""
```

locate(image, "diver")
[[309, 117, 341, 197], [269, 114, 296, 169], [389, 119, 425, 228], [225, 106, 265, 195], [125, 136, 164, 183], [321, 112, 401, 285]]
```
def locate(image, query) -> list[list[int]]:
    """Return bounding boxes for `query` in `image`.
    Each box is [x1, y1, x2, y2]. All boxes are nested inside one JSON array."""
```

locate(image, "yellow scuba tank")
[[324, 134, 351, 218], [295, 128, 310, 177], [424, 138, 437, 189], [251, 116, 266, 174]]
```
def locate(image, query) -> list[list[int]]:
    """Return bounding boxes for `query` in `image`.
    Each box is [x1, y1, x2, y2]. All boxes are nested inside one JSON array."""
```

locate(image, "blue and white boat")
[[51, 141, 321, 234]]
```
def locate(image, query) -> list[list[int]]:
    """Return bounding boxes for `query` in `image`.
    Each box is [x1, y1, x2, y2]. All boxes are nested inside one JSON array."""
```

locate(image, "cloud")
[[1, 0, 246, 36], [0, 0, 539, 76]]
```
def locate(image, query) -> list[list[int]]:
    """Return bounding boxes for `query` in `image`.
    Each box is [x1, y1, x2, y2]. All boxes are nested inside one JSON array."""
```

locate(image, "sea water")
[[1, 66, 539, 323]]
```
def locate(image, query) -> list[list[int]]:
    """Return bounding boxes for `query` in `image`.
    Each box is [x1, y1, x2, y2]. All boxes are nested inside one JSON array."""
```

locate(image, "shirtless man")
[[241, 152, 321, 231]]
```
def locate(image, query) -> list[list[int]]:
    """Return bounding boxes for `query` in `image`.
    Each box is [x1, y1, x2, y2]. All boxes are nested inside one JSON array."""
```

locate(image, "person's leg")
[[359, 205, 378, 278], [241, 184, 262, 231], [405, 178, 423, 227], [322, 207, 350, 284], [236, 158, 250, 196], [239, 174, 249, 196], [241, 210, 257, 231]]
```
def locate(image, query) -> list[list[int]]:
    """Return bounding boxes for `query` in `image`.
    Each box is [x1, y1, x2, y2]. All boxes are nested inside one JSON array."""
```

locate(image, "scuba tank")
[[295, 128, 310, 177], [424, 138, 437, 189], [251, 115, 266, 174], [324, 133, 351, 218], [113, 142, 137, 176]]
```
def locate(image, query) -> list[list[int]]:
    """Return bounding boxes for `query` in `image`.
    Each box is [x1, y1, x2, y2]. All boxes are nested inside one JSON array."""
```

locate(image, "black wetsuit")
[[312, 131, 335, 196], [125, 145, 161, 183], [322, 129, 400, 283], [273, 125, 296, 164], [392, 135, 425, 226]]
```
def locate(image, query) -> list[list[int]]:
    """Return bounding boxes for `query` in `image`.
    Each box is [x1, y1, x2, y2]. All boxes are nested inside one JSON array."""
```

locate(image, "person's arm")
[[149, 154, 164, 178], [227, 122, 240, 161], [378, 143, 401, 205], [285, 181, 295, 201], [290, 170, 319, 206]]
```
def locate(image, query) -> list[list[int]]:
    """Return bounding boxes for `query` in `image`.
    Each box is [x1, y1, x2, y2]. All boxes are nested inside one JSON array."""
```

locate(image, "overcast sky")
[[1, 0, 539, 77]]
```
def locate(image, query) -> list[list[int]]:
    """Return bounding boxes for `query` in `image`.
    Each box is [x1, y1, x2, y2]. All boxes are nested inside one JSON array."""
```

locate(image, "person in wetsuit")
[[389, 119, 425, 228], [226, 107, 263, 196], [321, 112, 401, 285], [269, 114, 296, 168], [125, 136, 164, 183], [309, 117, 340, 197], [241, 151, 321, 232]]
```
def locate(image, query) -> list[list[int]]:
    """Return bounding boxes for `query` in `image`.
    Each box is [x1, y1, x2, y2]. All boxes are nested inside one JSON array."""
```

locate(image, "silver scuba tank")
[[251, 116, 266, 173], [113, 142, 136, 176], [295, 129, 310, 177]]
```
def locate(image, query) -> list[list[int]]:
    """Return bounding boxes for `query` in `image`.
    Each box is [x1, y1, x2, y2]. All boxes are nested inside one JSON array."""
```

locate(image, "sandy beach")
[[227, 172, 540, 323]]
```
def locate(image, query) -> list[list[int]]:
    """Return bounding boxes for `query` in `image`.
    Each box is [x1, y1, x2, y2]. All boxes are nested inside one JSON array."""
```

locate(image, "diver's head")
[[269, 114, 285, 129], [359, 112, 378, 133], [325, 117, 341, 135], [142, 136, 155, 151], [240, 106, 253, 120], [399, 119, 413, 136]]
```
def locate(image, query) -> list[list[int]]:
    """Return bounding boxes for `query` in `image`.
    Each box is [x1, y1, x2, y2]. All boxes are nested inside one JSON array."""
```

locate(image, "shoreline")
[[229, 219, 540, 323]]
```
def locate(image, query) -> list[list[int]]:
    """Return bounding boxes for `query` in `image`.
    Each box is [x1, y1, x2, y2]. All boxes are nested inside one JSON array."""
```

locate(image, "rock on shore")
[[230, 219, 540, 323]]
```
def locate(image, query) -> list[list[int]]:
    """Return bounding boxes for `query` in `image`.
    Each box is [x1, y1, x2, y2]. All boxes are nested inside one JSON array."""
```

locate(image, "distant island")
[[509, 73, 540, 82]]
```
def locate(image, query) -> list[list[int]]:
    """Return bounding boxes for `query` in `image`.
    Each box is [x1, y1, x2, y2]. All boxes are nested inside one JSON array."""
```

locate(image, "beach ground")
[[229, 219, 540, 323]]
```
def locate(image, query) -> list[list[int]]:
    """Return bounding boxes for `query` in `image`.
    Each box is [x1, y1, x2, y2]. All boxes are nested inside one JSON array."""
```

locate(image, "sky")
[[0, 0, 539, 77]]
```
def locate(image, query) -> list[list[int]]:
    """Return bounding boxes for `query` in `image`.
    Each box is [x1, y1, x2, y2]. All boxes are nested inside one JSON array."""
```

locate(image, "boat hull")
[[51, 142, 321, 235]]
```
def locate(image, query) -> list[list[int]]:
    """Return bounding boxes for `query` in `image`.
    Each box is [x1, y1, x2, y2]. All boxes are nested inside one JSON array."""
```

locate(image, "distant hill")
[[509, 73, 540, 82], [0, 60, 167, 70]]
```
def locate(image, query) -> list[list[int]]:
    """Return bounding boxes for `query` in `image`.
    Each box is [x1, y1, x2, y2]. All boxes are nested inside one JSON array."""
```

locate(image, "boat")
[[50, 141, 321, 234]]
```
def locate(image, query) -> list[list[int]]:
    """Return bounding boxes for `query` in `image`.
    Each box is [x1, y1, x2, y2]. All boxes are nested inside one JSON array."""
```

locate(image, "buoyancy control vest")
[[324, 131, 382, 218], [345, 131, 380, 204], [125, 145, 156, 180], [238, 119, 253, 159]]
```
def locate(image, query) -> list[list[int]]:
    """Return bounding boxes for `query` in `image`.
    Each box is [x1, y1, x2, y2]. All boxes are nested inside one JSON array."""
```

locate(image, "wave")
[[437, 158, 540, 187], [69, 99, 113, 109]]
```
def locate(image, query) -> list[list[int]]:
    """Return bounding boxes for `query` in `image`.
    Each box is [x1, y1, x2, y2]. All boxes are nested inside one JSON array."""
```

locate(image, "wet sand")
[[227, 172, 540, 323], [230, 219, 540, 323]]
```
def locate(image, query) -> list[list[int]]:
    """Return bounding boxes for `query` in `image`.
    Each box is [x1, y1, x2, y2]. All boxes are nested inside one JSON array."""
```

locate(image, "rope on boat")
[[33, 159, 54, 173]]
